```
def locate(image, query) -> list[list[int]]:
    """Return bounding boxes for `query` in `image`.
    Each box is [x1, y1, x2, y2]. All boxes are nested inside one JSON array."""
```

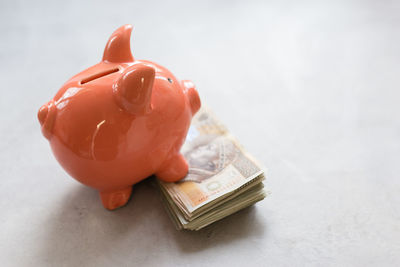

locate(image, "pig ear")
[[102, 24, 134, 63], [113, 64, 155, 115]]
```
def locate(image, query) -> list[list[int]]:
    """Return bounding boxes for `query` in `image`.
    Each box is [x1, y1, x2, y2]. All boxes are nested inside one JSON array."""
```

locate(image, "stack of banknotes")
[[157, 107, 267, 230]]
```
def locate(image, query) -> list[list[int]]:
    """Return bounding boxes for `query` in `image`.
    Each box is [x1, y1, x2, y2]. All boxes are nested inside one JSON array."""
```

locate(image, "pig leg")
[[156, 153, 188, 182], [99, 187, 132, 210]]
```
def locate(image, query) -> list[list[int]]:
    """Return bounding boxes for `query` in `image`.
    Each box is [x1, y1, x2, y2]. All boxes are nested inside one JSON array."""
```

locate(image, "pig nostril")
[[38, 105, 48, 125]]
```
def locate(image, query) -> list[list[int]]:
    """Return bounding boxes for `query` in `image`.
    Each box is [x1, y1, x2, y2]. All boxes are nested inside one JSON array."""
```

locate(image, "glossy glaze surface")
[[38, 24, 201, 210]]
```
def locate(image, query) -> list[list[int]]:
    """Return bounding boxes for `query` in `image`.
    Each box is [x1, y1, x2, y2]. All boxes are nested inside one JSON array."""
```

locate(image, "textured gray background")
[[1, 0, 400, 266]]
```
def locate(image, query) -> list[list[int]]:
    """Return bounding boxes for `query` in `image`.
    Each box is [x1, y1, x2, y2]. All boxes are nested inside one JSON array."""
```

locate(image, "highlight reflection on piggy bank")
[[38, 25, 201, 210]]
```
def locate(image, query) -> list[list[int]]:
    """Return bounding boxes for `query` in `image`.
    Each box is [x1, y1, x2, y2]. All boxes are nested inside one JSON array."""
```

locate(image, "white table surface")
[[1, 0, 399, 266]]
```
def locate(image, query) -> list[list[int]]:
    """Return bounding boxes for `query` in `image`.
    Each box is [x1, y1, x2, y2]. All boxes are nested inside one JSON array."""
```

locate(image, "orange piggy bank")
[[38, 25, 201, 210]]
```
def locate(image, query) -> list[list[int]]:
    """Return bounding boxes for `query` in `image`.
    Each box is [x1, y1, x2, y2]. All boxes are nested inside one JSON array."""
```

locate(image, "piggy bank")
[[38, 25, 201, 210]]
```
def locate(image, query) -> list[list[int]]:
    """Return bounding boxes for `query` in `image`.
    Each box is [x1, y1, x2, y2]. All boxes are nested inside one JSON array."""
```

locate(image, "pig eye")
[[167, 78, 173, 83]]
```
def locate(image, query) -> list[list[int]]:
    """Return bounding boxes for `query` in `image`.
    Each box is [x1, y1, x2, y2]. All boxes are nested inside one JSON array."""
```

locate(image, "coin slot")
[[80, 68, 119, 84]]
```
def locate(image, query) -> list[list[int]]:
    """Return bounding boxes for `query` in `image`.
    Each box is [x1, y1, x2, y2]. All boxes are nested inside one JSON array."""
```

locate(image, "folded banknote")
[[157, 107, 267, 230]]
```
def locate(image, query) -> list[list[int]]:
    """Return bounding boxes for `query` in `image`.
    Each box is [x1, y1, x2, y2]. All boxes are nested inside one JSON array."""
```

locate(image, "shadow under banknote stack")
[[157, 107, 267, 230]]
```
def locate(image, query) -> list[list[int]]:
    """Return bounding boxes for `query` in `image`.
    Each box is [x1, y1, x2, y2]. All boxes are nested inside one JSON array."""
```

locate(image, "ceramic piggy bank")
[[38, 25, 201, 210]]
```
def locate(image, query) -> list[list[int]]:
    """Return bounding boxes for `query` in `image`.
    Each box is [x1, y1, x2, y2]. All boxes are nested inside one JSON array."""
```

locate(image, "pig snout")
[[38, 105, 48, 126], [38, 101, 56, 140], [182, 80, 201, 115]]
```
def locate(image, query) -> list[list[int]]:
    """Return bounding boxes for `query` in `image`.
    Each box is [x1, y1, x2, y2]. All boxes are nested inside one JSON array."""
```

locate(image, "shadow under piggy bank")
[[39, 178, 268, 266]]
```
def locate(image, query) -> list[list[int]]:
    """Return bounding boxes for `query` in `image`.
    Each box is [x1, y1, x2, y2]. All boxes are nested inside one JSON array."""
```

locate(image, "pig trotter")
[[156, 153, 188, 182], [100, 187, 132, 210]]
